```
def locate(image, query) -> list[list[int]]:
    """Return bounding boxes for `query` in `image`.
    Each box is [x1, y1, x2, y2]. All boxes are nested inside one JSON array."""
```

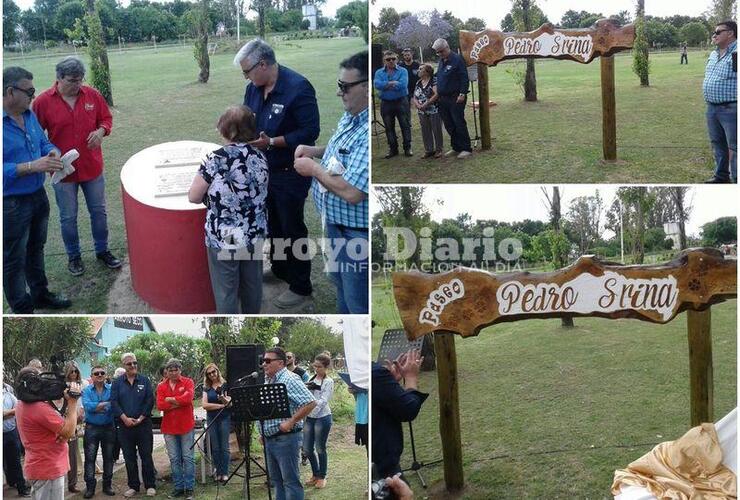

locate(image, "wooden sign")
[[460, 20, 635, 67], [393, 248, 737, 340]]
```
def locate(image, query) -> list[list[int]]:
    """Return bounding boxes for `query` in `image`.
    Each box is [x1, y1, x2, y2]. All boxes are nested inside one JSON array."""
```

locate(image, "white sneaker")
[[444, 149, 457, 157], [273, 290, 310, 309], [146, 488, 156, 497], [457, 151, 472, 159], [123, 489, 137, 498]]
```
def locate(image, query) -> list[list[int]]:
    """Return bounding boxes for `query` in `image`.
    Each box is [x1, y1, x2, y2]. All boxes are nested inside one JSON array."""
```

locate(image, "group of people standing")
[[374, 38, 472, 161]]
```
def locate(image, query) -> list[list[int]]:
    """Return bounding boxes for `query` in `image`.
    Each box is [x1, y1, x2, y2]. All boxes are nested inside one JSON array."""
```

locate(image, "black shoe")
[[33, 291, 72, 310], [184, 490, 194, 500], [84, 490, 95, 499], [19, 490, 31, 498], [103, 488, 116, 496], [384, 151, 398, 159], [422, 151, 435, 158], [97, 251, 122, 269], [704, 176, 732, 184], [168, 490, 185, 498], [404, 149, 413, 157], [68, 257, 85, 276]]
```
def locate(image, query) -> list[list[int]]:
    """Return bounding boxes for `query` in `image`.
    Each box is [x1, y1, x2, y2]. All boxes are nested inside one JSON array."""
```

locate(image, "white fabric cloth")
[[51, 149, 78, 184], [341, 316, 369, 390]]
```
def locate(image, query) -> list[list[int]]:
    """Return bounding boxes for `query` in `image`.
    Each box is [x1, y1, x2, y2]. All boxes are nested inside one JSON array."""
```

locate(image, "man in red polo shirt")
[[156, 359, 195, 499], [32, 56, 120, 277], [15, 366, 81, 499]]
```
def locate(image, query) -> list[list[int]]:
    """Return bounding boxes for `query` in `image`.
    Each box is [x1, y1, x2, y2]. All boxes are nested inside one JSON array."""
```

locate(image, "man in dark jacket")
[[432, 38, 472, 159]]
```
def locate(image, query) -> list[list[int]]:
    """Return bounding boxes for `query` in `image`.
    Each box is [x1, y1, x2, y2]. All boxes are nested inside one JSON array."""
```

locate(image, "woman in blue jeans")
[[201, 363, 232, 482], [303, 354, 334, 489]]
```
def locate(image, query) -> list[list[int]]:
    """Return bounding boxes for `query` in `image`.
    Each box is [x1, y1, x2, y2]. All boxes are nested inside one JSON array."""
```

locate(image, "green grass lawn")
[[372, 50, 718, 184], [372, 276, 737, 499], [3, 37, 365, 313]]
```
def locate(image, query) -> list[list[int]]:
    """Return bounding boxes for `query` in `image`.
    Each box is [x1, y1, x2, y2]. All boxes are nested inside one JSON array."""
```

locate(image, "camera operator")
[[15, 366, 81, 499]]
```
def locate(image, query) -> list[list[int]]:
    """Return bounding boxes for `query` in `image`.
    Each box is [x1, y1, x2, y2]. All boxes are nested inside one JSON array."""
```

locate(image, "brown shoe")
[[304, 477, 318, 486], [315, 479, 327, 489]]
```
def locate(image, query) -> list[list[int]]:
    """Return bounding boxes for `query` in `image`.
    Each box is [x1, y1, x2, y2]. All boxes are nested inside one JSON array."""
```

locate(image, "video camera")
[[15, 355, 81, 403], [305, 380, 322, 391]]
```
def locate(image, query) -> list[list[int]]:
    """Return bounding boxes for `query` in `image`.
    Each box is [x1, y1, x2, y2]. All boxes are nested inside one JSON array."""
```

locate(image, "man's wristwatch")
[[268, 136, 275, 150]]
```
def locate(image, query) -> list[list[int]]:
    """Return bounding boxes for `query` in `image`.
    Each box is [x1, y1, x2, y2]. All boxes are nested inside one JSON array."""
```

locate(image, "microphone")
[[234, 371, 260, 386]]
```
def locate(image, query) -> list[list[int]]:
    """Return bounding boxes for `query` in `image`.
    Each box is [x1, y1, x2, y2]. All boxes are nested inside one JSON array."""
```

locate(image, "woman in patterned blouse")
[[412, 63, 444, 158], [188, 105, 269, 313]]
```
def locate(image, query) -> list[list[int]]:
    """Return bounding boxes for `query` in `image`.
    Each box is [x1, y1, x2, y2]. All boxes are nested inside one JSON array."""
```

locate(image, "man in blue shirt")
[[295, 51, 369, 314], [703, 21, 737, 183], [81, 365, 115, 498], [3, 67, 71, 313], [259, 347, 316, 500], [432, 38, 473, 159], [111, 353, 156, 497], [236, 38, 320, 309], [374, 50, 413, 158]]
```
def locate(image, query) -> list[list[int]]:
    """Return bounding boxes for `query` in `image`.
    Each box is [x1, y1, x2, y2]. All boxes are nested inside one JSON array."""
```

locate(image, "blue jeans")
[[207, 414, 231, 476], [83, 423, 115, 491], [325, 223, 368, 314], [118, 419, 156, 490], [163, 430, 195, 491], [264, 431, 303, 500], [52, 173, 109, 258], [3, 189, 50, 313], [438, 95, 472, 153], [302, 415, 332, 479], [706, 102, 737, 182]]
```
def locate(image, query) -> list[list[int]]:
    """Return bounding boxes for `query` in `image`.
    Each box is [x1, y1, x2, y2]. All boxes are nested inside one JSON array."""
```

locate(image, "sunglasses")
[[261, 357, 279, 364], [337, 79, 367, 94], [125, 361, 138, 367], [385, 57, 397, 62], [93, 371, 106, 376], [206, 370, 217, 376], [713, 29, 729, 36], [12, 86, 35, 98]]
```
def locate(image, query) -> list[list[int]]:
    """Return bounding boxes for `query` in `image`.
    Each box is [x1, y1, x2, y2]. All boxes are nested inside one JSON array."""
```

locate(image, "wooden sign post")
[[458, 20, 635, 162], [392, 248, 736, 492]]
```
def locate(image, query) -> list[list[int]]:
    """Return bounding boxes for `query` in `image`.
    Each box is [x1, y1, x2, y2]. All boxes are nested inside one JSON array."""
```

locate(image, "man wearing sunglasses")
[[81, 366, 115, 498], [703, 20, 737, 184], [374, 50, 413, 158], [294, 51, 370, 314], [259, 347, 316, 500], [3, 66, 71, 313], [235, 38, 320, 309], [111, 353, 156, 497]]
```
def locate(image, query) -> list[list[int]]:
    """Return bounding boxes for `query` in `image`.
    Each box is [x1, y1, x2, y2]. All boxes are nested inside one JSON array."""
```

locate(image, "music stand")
[[227, 384, 291, 500], [377, 329, 442, 488]]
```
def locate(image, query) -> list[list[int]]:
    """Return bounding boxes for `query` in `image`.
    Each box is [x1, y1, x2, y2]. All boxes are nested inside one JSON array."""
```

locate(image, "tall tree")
[[541, 186, 574, 327], [705, 0, 737, 23], [194, 0, 210, 83], [3, 0, 21, 46], [566, 192, 604, 255], [250, 0, 270, 38], [632, 0, 650, 86], [507, 0, 548, 101], [615, 187, 654, 263], [668, 187, 691, 250], [85, 0, 113, 105]]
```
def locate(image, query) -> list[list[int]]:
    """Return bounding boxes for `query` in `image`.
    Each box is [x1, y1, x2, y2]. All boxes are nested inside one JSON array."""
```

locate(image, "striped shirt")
[[260, 368, 315, 438], [703, 40, 737, 103], [311, 108, 369, 228]]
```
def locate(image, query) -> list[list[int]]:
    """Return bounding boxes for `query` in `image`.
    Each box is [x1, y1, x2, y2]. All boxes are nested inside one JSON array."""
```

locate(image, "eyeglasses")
[[206, 370, 217, 376], [385, 57, 396, 62], [72, 369, 79, 373], [167, 367, 180, 372], [713, 29, 730, 36], [242, 60, 261, 77], [62, 77, 84, 84], [337, 79, 367, 94], [93, 371, 106, 376], [124, 361, 138, 367], [12, 86, 35, 98], [261, 357, 279, 365]]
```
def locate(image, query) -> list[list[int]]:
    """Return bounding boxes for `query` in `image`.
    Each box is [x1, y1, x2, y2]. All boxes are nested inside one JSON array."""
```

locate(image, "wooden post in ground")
[[477, 62, 491, 150], [687, 308, 713, 426], [600, 55, 617, 161], [434, 331, 464, 491]]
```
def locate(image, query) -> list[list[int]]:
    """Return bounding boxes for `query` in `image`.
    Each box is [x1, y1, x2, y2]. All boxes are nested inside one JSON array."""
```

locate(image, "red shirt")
[[15, 401, 70, 480], [156, 376, 195, 435], [32, 83, 113, 183]]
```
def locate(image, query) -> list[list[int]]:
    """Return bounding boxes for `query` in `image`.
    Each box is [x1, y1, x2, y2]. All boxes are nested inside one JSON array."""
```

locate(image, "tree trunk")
[[635, 195, 645, 264], [524, 58, 537, 101], [258, 6, 266, 38], [195, 0, 210, 83]]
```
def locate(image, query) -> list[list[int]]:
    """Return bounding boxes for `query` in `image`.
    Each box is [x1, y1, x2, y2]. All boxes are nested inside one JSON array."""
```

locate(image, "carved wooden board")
[[393, 248, 737, 340], [460, 20, 635, 67]]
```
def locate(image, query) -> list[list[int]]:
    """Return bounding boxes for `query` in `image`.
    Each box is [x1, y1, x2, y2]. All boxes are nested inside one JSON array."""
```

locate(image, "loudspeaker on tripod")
[[226, 344, 265, 386]]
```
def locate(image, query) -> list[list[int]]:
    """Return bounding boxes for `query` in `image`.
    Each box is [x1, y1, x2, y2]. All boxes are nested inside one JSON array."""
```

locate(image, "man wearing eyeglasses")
[[259, 347, 316, 500], [33, 56, 120, 276], [81, 365, 115, 498], [3, 66, 71, 314], [374, 50, 413, 159], [703, 21, 737, 184], [294, 51, 370, 314], [431, 38, 473, 160], [111, 353, 156, 497], [235, 38, 320, 310]]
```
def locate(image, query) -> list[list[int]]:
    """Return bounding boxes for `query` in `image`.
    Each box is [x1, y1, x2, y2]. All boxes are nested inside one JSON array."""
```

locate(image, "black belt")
[[332, 224, 367, 232], [266, 428, 302, 439], [710, 101, 737, 105]]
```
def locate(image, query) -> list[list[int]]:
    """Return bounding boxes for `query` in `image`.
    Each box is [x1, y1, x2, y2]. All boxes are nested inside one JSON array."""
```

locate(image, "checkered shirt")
[[259, 368, 315, 437], [311, 108, 369, 228], [703, 40, 737, 103]]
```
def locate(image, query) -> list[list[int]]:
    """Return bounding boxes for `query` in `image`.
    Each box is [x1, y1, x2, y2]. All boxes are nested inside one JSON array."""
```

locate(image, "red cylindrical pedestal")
[[120, 141, 218, 313]]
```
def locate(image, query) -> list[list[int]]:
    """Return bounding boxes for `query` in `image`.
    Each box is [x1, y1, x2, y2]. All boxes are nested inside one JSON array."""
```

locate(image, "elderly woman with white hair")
[[234, 38, 321, 309]]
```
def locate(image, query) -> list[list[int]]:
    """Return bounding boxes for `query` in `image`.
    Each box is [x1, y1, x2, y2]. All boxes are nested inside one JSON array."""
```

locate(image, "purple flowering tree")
[[391, 10, 452, 53]]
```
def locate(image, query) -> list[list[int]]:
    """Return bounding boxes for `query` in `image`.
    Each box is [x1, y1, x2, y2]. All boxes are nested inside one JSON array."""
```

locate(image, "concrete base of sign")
[[107, 259, 315, 314]]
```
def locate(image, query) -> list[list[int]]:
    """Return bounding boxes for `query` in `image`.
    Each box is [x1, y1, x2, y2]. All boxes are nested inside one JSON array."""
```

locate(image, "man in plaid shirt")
[[703, 20, 737, 183], [259, 347, 316, 500], [294, 51, 369, 314]]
